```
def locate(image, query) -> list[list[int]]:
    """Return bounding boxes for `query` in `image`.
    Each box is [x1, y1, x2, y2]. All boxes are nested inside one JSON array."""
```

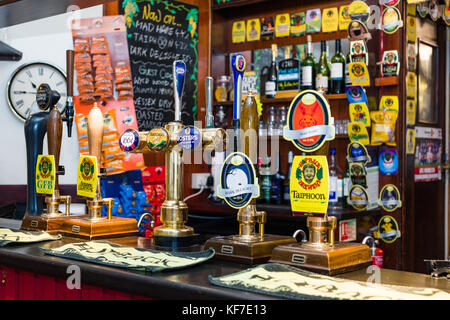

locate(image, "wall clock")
[[7, 61, 66, 121]]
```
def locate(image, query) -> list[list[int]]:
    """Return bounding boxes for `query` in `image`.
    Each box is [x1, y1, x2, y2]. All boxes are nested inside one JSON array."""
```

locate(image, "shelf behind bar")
[[212, 0, 270, 11], [213, 93, 347, 106], [228, 30, 349, 52], [188, 199, 382, 221], [375, 76, 399, 87]]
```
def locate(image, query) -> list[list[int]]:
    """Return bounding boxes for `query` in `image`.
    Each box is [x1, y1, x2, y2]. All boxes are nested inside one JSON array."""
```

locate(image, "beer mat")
[[39, 241, 215, 273], [0, 228, 61, 247], [208, 263, 450, 300]]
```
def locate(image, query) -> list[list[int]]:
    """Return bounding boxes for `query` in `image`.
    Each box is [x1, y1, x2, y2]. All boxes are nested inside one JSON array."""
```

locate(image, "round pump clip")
[[36, 83, 61, 111]]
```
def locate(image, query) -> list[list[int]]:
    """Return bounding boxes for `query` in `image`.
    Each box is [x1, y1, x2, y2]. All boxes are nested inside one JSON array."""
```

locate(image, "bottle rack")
[[188, 0, 409, 270], [214, 93, 348, 106]]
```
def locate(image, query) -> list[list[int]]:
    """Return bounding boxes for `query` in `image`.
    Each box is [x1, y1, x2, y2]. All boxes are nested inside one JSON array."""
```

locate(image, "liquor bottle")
[[260, 156, 272, 204], [345, 52, 352, 87], [278, 105, 287, 136], [316, 40, 330, 93], [301, 35, 315, 90], [256, 157, 263, 202], [241, 91, 259, 154], [267, 106, 278, 137], [277, 46, 300, 92], [283, 151, 294, 204], [330, 39, 345, 94], [342, 157, 350, 208], [265, 44, 278, 98], [271, 153, 283, 205], [209, 105, 228, 203], [328, 147, 344, 211], [259, 120, 268, 137], [214, 105, 228, 129]]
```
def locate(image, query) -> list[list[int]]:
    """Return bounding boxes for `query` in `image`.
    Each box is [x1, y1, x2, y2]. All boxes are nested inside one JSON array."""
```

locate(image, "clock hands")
[[29, 80, 37, 89], [14, 90, 37, 95]]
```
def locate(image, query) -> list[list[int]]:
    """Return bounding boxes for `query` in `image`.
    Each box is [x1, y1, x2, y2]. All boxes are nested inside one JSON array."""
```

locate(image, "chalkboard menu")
[[120, 0, 199, 130]]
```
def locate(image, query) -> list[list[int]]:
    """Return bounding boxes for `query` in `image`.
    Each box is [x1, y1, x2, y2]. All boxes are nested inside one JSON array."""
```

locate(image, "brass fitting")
[[305, 215, 337, 248], [202, 128, 227, 150], [44, 189, 71, 217], [86, 195, 114, 221], [233, 204, 266, 242]]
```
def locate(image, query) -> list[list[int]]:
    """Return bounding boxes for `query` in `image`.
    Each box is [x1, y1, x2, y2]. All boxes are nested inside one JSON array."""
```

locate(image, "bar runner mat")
[[209, 263, 450, 300], [0, 228, 61, 247], [39, 241, 215, 273]]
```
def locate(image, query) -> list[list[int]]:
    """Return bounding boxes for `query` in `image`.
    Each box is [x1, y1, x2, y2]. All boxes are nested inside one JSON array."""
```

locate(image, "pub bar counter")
[[0, 0, 449, 300]]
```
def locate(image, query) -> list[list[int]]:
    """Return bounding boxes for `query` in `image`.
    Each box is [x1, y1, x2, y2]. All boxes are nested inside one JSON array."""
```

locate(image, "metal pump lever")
[[86, 103, 114, 220], [231, 54, 246, 153], [42, 83, 72, 217], [173, 60, 186, 122]]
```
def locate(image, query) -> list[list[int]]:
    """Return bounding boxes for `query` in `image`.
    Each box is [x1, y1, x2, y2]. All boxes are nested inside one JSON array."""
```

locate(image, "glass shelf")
[[213, 93, 347, 106]]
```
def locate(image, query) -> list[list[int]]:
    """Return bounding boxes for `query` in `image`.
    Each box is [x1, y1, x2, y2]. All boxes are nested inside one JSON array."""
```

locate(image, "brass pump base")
[[21, 214, 76, 234], [21, 190, 76, 234], [269, 216, 372, 275], [59, 195, 138, 240], [60, 216, 138, 240], [269, 242, 372, 276], [204, 235, 296, 265], [154, 233, 200, 249], [204, 204, 296, 264]]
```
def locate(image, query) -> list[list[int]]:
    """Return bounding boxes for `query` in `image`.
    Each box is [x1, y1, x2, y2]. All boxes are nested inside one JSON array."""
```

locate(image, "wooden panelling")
[[0, 265, 152, 300]]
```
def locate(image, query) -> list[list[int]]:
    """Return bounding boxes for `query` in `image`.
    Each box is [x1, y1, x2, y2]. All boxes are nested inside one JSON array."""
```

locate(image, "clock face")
[[7, 62, 67, 121]]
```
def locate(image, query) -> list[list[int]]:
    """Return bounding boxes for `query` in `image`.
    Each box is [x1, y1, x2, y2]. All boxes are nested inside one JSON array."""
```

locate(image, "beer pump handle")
[[47, 99, 63, 190], [257, 211, 267, 240], [173, 60, 186, 122], [102, 198, 114, 220], [60, 195, 71, 216], [87, 103, 104, 174], [231, 54, 246, 152], [24, 112, 49, 216], [205, 77, 214, 128], [65, 49, 75, 137]]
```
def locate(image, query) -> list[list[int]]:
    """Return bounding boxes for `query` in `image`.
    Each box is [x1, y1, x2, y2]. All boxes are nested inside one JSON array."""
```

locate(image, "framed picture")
[[417, 38, 438, 124]]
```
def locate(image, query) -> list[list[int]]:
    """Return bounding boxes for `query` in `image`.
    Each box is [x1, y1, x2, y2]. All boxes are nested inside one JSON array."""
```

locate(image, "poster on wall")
[[120, 0, 199, 131], [71, 16, 144, 173], [414, 126, 442, 182]]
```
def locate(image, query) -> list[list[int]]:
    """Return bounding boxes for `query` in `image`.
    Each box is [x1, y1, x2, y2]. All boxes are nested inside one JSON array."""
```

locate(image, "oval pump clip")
[[173, 60, 186, 122], [231, 53, 246, 152]]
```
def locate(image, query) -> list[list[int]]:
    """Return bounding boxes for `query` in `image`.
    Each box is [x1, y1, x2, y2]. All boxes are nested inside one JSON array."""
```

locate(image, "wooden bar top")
[[0, 234, 449, 299]]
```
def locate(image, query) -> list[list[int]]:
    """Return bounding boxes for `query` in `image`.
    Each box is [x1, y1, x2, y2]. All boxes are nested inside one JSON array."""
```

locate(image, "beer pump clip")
[[118, 60, 226, 249], [203, 54, 296, 265], [59, 103, 138, 239], [39, 84, 71, 217], [269, 90, 372, 275], [270, 199, 372, 275], [21, 84, 74, 233], [63, 50, 75, 138]]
